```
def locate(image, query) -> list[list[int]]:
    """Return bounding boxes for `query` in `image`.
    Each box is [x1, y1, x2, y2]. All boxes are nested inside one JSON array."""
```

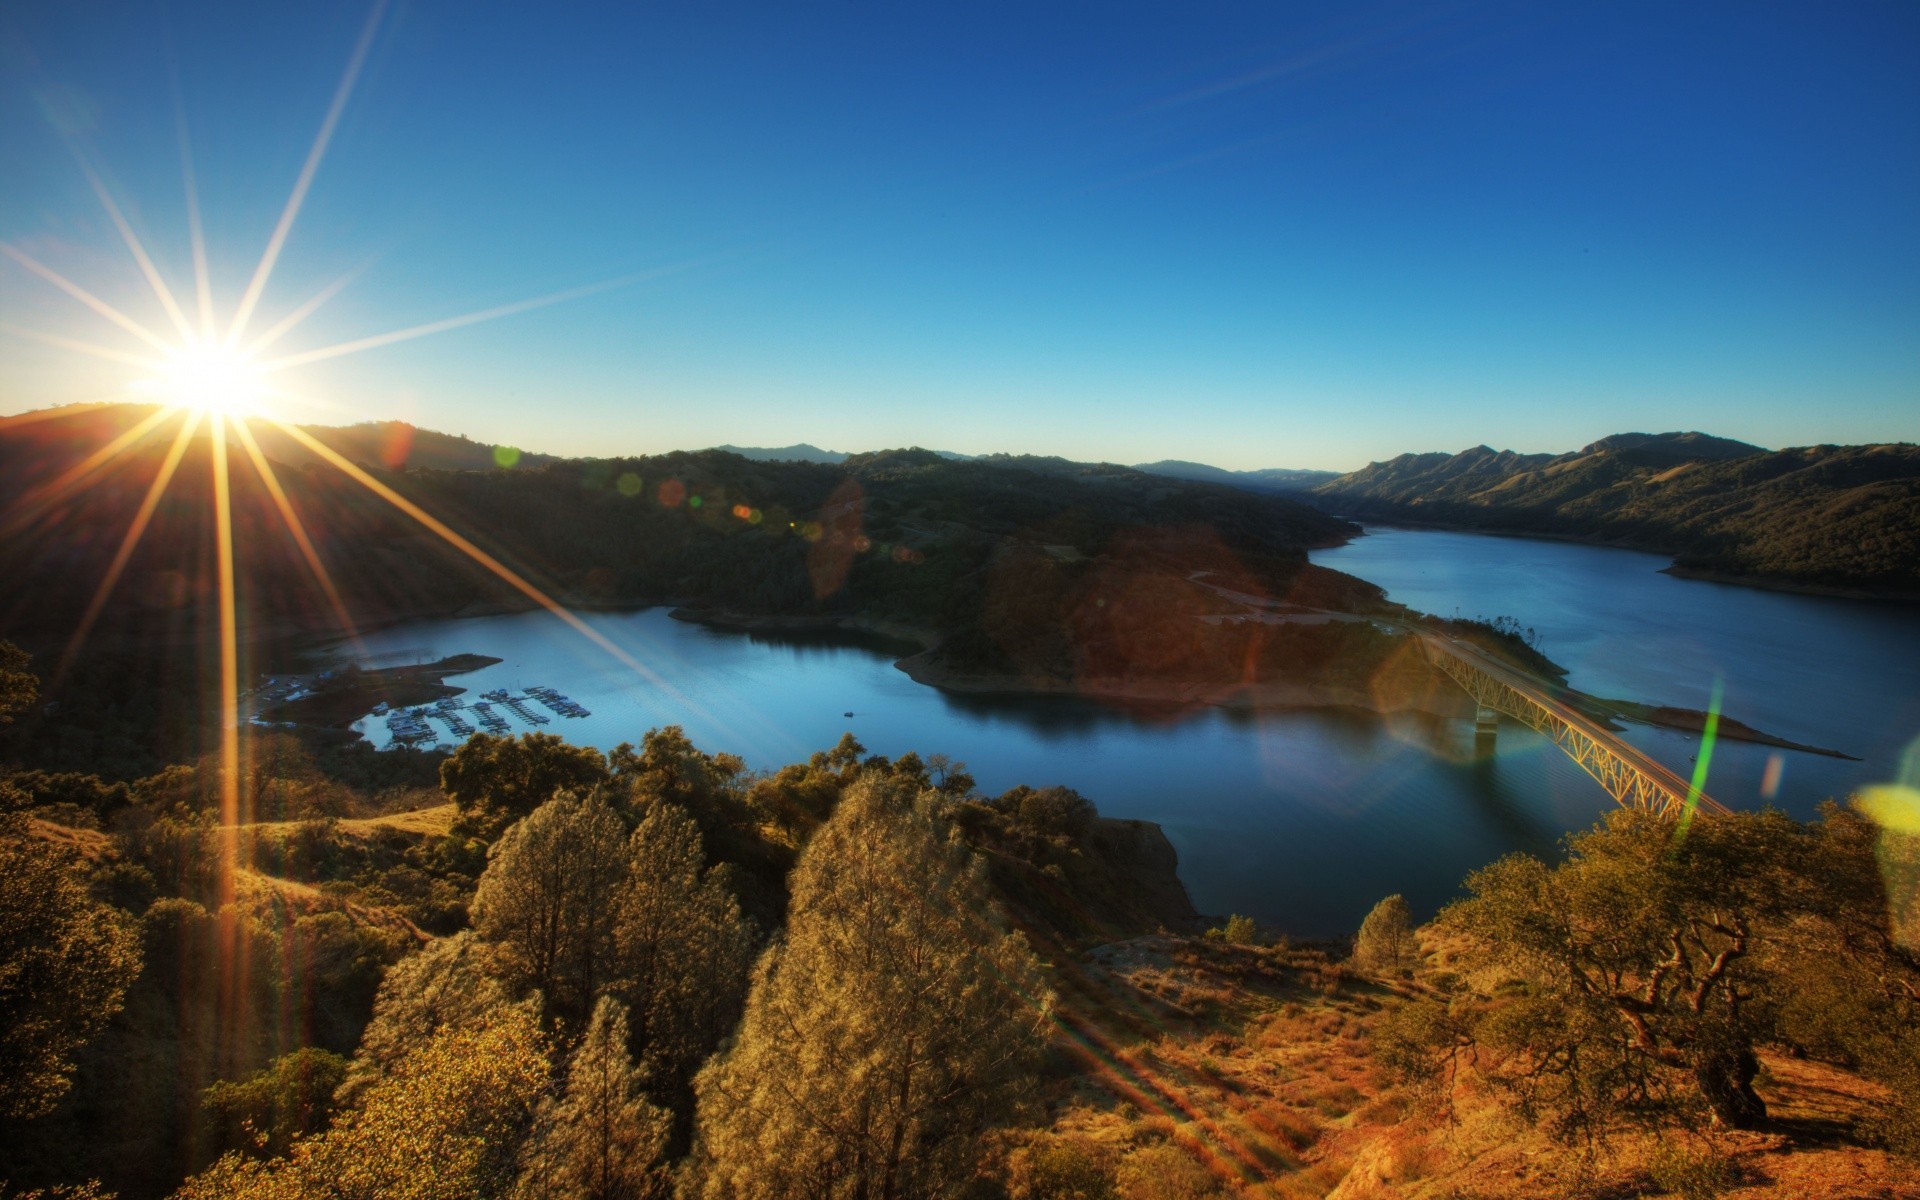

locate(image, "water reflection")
[[330, 527, 1920, 937]]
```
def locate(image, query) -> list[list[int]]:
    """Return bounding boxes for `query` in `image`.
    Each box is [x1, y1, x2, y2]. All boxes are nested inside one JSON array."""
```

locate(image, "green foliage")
[[0, 641, 36, 726], [202, 1048, 349, 1159], [1111, 1143, 1223, 1200], [1204, 914, 1260, 946], [0, 818, 140, 1121], [1414, 802, 1920, 1144], [472, 792, 630, 1027], [344, 931, 509, 1101], [612, 802, 754, 1102], [1006, 1133, 1117, 1200], [442, 732, 611, 841], [1352, 894, 1414, 972], [176, 998, 551, 1200], [514, 996, 669, 1200], [612, 726, 785, 930], [692, 776, 1054, 1199], [991, 786, 1097, 842], [2, 771, 130, 826], [1646, 1140, 1740, 1200], [1318, 437, 1920, 593]]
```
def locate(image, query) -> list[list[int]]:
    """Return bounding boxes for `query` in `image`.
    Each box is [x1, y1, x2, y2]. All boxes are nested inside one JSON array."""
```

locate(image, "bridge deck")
[[1418, 631, 1726, 817]]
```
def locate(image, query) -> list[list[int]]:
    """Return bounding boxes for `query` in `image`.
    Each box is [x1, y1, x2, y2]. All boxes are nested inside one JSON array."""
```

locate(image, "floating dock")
[[376, 683, 594, 748]]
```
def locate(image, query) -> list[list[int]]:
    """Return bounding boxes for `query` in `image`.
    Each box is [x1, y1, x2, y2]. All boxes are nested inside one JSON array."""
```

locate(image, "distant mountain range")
[[1132, 460, 1339, 492], [1310, 431, 1919, 597], [714, 443, 974, 464], [7, 406, 1911, 599]]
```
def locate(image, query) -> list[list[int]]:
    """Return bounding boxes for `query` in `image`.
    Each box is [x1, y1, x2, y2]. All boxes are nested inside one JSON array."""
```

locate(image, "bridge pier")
[[1474, 704, 1499, 751]]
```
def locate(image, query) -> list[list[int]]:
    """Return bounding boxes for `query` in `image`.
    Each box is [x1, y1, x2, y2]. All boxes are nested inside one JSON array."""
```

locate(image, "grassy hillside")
[[1316, 432, 1920, 596]]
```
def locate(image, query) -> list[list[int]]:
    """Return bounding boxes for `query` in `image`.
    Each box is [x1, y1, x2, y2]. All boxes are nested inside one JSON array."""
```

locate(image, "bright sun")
[[138, 342, 269, 416]]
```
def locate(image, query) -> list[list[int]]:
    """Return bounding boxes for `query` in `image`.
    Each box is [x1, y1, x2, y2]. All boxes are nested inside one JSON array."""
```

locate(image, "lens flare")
[[136, 341, 269, 416]]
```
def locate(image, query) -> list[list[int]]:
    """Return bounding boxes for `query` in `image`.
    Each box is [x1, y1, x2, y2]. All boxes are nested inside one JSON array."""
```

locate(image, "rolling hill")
[[1314, 432, 1920, 596], [1132, 459, 1339, 492]]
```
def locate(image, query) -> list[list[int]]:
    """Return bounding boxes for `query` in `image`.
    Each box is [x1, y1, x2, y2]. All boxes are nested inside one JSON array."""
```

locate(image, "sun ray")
[[72, 154, 196, 340], [211, 413, 243, 844], [173, 80, 218, 337], [0, 325, 170, 370], [264, 418, 678, 690], [256, 270, 667, 373], [1, 405, 178, 536], [54, 409, 203, 684], [0, 242, 176, 353], [230, 416, 364, 650], [242, 260, 372, 358], [226, 0, 389, 346]]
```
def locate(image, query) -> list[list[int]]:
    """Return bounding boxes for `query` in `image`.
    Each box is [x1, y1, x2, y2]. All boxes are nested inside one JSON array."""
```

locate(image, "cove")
[[337, 528, 1920, 938]]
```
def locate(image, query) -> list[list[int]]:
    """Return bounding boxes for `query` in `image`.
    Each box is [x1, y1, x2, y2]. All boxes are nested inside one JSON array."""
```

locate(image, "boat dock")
[[374, 683, 593, 748]]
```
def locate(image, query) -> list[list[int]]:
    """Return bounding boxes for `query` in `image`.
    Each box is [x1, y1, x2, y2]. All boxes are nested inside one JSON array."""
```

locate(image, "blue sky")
[[2, 1, 1915, 469]]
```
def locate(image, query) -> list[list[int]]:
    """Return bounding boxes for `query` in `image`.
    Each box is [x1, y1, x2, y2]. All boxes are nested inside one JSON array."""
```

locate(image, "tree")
[[0, 640, 36, 726], [0, 819, 140, 1120], [614, 802, 754, 1099], [441, 733, 610, 841], [343, 930, 509, 1100], [610, 726, 745, 820], [691, 776, 1054, 1200], [176, 999, 551, 1200], [1434, 808, 1810, 1134], [515, 996, 670, 1200], [473, 792, 630, 1027], [202, 1047, 349, 1159], [1352, 894, 1414, 972]]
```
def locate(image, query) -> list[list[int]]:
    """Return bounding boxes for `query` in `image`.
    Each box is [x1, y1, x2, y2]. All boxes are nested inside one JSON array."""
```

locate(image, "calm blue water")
[[339, 527, 1920, 937]]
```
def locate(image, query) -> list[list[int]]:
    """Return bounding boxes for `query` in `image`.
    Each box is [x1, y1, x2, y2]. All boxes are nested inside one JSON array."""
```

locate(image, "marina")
[[369, 685, 593, 748]]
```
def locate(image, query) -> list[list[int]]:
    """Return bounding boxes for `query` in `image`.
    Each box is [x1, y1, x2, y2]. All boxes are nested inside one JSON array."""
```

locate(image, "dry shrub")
[[1006, 1132, 1118, 1200], [1114, 1143, 1227, 1200], [1354, 1092, 1412, 1125], [1252, 1099, 1322, 1152], [1385, 1129, 1441, 1182], [1646, 1140, 1741, 1200], [1309, 1081, 1365, 1119]]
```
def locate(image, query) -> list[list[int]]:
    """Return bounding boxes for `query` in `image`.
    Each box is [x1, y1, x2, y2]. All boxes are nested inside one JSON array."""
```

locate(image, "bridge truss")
[[1422, 640, 1725, 818]]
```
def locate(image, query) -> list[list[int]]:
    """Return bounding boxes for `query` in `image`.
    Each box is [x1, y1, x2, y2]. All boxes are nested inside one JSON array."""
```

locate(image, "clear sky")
[[2, 1, 1915, 470]]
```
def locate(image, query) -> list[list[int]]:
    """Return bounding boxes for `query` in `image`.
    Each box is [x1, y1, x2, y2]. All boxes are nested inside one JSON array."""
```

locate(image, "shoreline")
[[279, 600, 1857, 764], [1321, 518, 1920, 604]]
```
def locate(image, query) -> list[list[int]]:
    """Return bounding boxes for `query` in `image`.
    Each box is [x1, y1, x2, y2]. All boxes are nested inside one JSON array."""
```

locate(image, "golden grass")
[[1034, 933, 1913, 1199]]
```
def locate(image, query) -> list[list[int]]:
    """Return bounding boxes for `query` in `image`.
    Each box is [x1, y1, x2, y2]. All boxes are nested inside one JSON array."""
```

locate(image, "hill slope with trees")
[[1313, 432, 1920, 596], [0, 404, 1383, 777]]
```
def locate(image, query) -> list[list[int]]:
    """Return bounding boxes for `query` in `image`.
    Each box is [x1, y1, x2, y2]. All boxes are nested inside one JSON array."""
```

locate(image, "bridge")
[[1415, 630, 1726, 818]]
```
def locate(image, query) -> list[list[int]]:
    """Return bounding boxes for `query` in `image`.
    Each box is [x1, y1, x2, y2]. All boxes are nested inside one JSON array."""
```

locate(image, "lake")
[[339, 527, 1920, 937]]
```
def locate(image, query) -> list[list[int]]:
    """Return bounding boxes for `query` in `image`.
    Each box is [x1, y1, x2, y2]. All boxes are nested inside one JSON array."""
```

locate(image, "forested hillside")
[[0, 404, 1380, 777], [3, 642, 1914, 1199], [1314, 432, 1920, 595]]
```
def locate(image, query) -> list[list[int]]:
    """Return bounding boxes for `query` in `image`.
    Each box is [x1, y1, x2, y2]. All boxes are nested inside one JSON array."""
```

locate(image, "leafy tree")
[[343, 930, 509, 1100], [610, 726, 744, 819], [1352, 894, 1414, 972], [176, 998, 551, 1200], [613, 802, 754, 1099], [0, 817, 140, 1120], [514, 996, 670, 1200], [991, 786, 1097, 842], [613, 726, 786, 930], [0, 641, 35, 726], [202, 1047, 349, 1159], [473, 792, 630, 1027], [1203, 914, 1259, 946], [442, 733, 610, 840], [1433, 808, 1813, 1134], [691, 776, 1053, 1199]]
